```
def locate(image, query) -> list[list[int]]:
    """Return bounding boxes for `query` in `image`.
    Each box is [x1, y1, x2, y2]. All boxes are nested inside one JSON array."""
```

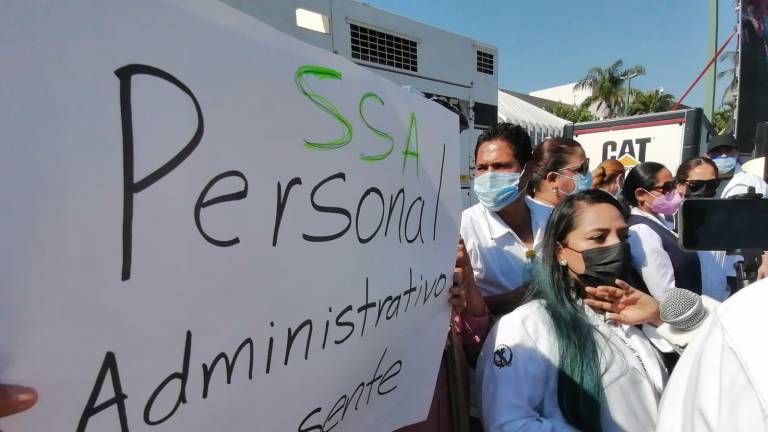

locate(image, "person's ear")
[[556, 242, 566, 264], [634, 188, 648, 205], [546, 171, 559, 188]]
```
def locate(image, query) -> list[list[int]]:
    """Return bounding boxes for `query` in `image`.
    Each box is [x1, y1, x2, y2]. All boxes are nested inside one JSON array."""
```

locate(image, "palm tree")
[[717, 50, 738, 108], [575, 59, 646, 118], [710, 48, 737, 134], [627, 89, 676, 115], [545, 104, 596, 123], [712, 108, 734, 134]]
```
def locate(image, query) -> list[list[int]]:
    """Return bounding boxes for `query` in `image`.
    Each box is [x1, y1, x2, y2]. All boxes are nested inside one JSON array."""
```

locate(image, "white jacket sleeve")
[[628, 225, 678, 300], [656, 317, 764, 432], [722, 171, 768, 198], [477, 310, 578, 432]]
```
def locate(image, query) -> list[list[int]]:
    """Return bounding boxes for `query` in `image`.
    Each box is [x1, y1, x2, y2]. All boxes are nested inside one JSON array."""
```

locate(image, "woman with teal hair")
[[476, 189, 667, 431]]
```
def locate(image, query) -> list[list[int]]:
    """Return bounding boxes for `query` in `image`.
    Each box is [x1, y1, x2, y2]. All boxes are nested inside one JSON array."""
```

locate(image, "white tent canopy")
[[497, 90, 569, 145]]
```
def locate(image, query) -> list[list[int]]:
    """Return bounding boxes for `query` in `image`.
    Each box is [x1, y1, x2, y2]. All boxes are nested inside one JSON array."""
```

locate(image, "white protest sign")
[[0, 1, 460, 431]]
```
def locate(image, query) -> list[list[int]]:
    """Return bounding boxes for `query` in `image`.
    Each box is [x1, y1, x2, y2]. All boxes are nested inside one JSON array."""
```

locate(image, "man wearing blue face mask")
[[460, 123, 549, 316], [706, 134, 768, 198]]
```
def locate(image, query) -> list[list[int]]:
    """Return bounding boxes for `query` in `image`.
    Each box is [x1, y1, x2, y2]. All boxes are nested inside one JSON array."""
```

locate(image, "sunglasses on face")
[[650, 181, 677, 195], [558, 158, 590, 176], [685, 179, 721, 194]]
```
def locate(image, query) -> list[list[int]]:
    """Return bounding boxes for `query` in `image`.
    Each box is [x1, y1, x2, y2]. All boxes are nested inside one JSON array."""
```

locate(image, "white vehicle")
[[223, 0, 499, 208], [564, 109, 713, 173]]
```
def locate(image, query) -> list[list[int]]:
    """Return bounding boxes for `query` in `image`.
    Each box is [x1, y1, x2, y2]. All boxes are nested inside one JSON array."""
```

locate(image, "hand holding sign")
[[449, 239, 486, 317], [0, 1, 460, 430]]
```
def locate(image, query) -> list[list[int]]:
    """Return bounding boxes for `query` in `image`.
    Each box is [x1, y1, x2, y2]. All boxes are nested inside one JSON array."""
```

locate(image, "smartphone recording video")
[[679, 198, 768, 251]]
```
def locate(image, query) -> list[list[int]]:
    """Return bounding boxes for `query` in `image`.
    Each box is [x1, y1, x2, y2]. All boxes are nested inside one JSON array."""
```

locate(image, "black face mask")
[[684, 179, 720, 198], [567, 242, 633, 287]]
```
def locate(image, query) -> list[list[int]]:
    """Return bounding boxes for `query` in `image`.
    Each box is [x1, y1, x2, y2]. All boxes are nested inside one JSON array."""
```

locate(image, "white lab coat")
[[460, 196, 552, 297], [627, 208, 680, 300], [718, 167, 768, 198], [656, 279, 768, 432], [477, 300, 667, 432]]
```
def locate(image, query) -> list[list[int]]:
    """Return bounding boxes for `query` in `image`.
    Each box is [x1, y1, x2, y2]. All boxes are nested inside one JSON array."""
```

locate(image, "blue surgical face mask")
[[712, 156, 738, 176], [574, 172, 594, 193], [556, 172, 593, 195], [473, 171, 523, 211]]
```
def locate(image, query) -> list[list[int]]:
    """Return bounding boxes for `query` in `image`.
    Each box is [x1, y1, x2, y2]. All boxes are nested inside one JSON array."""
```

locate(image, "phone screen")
[[679, 198, 768, 251]]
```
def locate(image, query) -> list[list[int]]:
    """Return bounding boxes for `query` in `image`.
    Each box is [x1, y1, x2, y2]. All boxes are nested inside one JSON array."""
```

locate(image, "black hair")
[[675, 157, 718, 182], [620, 162, 666, 207], [474, 123, 533, 167], [527, 189, 627, 432]]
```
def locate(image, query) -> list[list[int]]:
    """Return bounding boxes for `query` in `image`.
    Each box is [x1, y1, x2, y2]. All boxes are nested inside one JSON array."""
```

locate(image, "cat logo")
[[618, 153, 640, 167], [602, 137, 651, 166]]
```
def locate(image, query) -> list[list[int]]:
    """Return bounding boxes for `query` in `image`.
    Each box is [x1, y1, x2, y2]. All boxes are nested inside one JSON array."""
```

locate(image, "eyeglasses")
[[650, 181, 677, 195], [685, 179, 720, 194], [557, 158, 590, 176]]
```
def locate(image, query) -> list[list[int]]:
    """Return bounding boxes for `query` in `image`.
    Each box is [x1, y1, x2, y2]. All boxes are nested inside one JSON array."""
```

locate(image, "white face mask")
[[598, 185, 621, 199], [612, 174, 625, 198]]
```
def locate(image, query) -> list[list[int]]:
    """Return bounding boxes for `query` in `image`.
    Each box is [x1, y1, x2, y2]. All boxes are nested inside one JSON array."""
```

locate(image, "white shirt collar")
[[481, 195, 553, 240], [525, 195, 554, 217], [483, 205, 514, 240]]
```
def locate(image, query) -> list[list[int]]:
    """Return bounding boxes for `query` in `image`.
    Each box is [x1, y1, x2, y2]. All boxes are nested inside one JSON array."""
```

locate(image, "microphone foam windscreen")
[[660, 288, 708, 331]]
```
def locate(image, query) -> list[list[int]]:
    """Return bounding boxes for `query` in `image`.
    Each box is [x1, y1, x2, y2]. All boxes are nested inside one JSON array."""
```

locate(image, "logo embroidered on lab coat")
[[493, 344, 513, 368]]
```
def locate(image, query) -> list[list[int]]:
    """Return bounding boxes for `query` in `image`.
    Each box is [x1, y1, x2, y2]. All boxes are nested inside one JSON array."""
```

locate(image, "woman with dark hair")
[[621, 162, 702, 300], [674, 157, 732, 301], [675, 157, 720, 198], [526, 137, 592, 208], [477, 190, 667, 431]]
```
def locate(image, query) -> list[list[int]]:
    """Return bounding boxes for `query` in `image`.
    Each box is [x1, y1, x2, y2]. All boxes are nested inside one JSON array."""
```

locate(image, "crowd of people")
[[405, 122, 768, 432], [2, 123, 767, 431]]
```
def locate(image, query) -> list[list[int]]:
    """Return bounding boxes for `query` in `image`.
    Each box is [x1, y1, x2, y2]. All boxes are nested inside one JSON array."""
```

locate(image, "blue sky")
[[362, 0, 738, 109]]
